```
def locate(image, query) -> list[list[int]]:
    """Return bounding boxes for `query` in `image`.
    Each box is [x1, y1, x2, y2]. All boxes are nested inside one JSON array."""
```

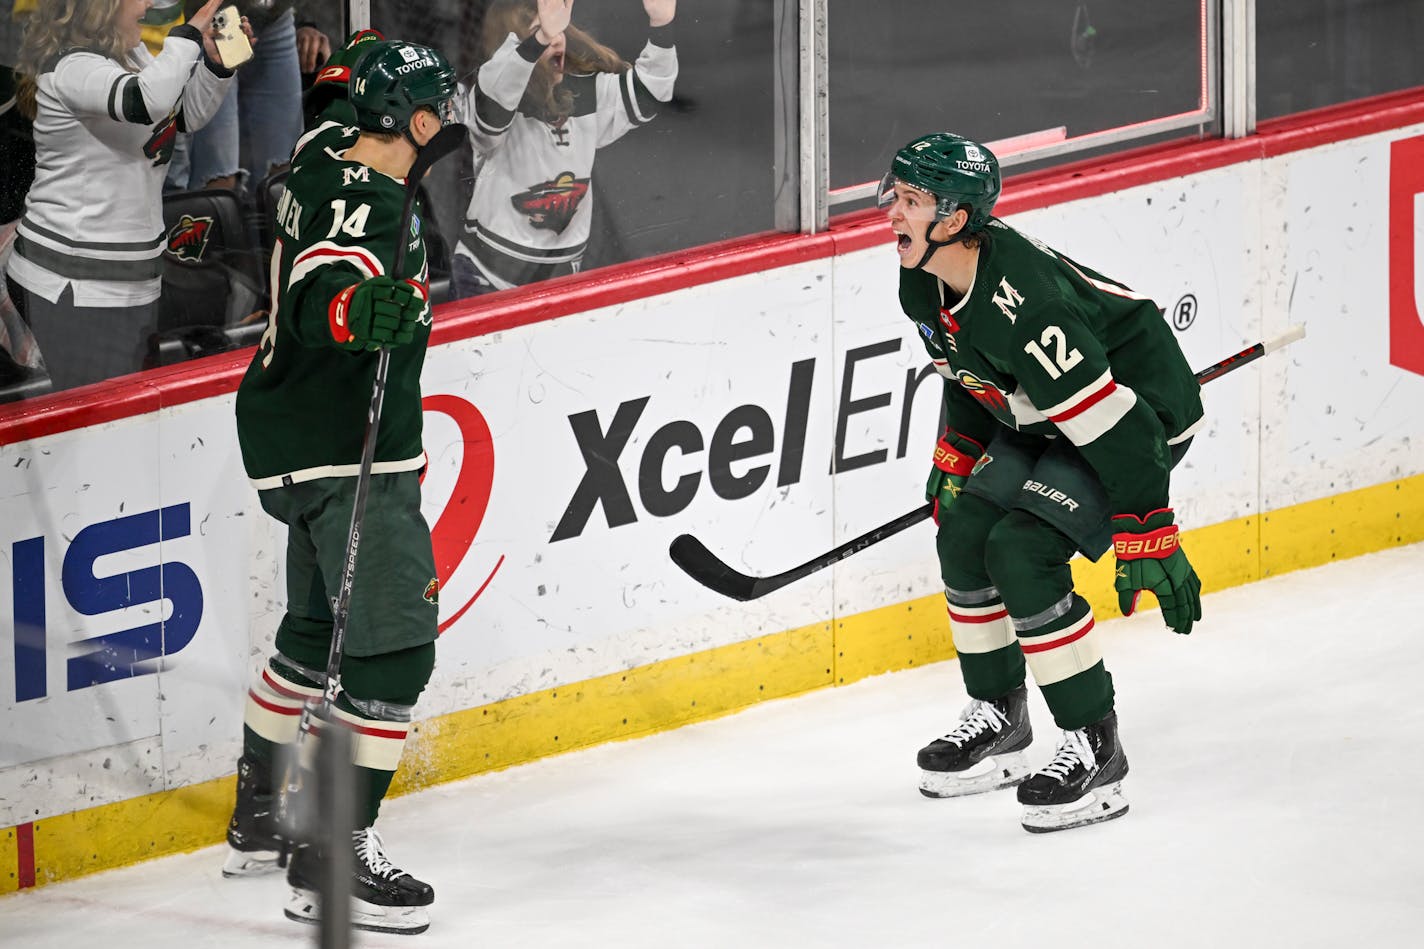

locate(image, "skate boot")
[[285, 827, 435, 935], [1017, 710, 1129, 833], [917, 684, 1033, 798], [222, 754, 285, 877]]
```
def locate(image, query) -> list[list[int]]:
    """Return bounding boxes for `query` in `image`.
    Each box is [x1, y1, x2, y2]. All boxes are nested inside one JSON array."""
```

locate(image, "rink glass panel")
[[395, 2, 780, 278], [3, 2, 1424, 404], [827, 0, 1212, 194], [1256, 0, 1424, 122]]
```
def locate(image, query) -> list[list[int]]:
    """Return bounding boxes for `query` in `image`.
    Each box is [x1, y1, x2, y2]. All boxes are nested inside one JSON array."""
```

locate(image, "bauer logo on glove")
[[1110, 508, 1202, 635], [1112, 529, 1181, 558]]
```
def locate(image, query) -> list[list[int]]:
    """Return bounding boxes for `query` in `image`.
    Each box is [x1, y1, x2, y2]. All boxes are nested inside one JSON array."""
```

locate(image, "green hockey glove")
[[1111, 508, 1202, 635], [328, 276, 423, 351], [925, 430, 985, 524], [304, 28, 385, 124]]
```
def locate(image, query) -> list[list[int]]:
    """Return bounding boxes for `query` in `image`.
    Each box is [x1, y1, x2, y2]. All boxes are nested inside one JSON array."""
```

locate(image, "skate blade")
[[1020, 780, 1129, 833], [284, 887, 432, 935], [352, 897, 431, 935], [221, 846, 282, 878], [919, 752, 1029, 799]]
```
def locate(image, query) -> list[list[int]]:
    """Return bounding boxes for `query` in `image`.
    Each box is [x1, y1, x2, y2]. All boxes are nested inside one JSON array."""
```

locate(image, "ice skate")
[[917, 684, 1033, 798], [221, 754, 284, 877], [1017, 710, 1129, 833], [285, 827, 435, 935]]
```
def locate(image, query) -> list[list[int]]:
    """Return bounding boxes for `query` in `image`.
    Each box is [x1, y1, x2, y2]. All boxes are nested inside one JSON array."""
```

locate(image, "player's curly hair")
[[479, 0, 628, 125], [14, 0, 137, 119]]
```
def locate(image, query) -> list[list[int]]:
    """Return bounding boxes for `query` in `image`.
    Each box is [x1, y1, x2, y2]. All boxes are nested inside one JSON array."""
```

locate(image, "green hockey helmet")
[[878, 132, 1001, 235], [349, 41, 458, 133]]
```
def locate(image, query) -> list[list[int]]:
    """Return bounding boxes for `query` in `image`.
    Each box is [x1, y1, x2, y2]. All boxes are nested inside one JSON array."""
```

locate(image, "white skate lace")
[[354, 828, 408, 880], [1036, 729, 1095, 781], [941, 699, 1008, 747]]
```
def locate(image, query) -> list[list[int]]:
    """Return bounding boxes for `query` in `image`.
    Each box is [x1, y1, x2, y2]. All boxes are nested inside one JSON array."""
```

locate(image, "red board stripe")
[[17, 821, 35, 889]]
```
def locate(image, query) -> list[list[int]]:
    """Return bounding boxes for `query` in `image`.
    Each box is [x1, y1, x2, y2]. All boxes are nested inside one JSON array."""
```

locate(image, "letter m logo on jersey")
[[992, 277, 1024, 323], [1389, 134, 1424, 377]]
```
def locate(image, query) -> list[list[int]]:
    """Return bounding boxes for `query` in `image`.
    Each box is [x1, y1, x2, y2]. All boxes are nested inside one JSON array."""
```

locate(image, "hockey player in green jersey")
[[225, 38, 458, 934], [881, 132, 1204, 833]]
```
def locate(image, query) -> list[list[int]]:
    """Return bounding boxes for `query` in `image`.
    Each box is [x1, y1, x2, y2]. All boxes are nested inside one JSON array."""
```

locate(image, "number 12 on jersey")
[[1024, 325, 1083, 379]]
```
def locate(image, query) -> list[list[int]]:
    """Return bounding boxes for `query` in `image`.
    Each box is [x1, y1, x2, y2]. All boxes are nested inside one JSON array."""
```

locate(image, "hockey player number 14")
[[327, 200, 372, 239]]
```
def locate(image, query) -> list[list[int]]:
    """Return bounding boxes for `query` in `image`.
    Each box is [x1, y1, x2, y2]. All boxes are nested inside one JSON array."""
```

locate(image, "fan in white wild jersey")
[[449, 0, 677, 296]]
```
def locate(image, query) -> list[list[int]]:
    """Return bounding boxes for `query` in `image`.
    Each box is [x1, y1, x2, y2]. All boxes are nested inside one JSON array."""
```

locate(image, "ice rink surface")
[[5, 543, 1423, 948]]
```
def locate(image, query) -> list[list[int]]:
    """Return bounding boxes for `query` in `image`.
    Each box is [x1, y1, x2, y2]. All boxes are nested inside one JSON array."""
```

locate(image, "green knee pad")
[[274, 614, 335, 673], [983, 510, 1079, 616], [274, 620, 435, 706], [339, 642, 435, 708], [935, 492, 1006, 590]]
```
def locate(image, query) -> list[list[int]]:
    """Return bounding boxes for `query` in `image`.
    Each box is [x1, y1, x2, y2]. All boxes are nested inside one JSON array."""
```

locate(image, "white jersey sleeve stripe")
[[1050, 382, 1138, 446], [1009, 387, 1050, 428], [1041, 370, 1114, 418], [288, 241, 384, 287], [106, 75, 126, 122]]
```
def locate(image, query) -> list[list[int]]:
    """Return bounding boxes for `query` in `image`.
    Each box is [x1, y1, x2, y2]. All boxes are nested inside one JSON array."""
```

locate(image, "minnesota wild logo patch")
[[165, 214, 213, 262], [956, 370, 1009, 412], [511, 172, 590, 234]]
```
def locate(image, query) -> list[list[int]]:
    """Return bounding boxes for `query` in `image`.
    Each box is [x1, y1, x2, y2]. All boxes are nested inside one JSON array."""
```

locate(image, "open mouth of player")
[[896, 232, 912, 253]]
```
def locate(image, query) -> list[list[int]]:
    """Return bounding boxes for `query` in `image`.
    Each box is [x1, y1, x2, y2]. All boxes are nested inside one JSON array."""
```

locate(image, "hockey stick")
[[669, 326, 1308, 601], [1190, 324, 1305, 384], [280, 124, 468, 843]]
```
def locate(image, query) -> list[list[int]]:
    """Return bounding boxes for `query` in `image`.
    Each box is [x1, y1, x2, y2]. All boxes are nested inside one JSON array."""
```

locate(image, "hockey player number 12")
[[1023, 325, 1084, 379]]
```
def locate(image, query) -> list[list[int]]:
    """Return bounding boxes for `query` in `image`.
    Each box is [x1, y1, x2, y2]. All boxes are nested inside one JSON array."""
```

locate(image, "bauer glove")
[[1111, 508, 1202, 635], [925, 430, 984, 524], [328, 276, 424, 351]]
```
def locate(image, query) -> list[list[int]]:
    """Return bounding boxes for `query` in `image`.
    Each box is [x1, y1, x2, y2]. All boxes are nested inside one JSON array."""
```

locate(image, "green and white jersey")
[[235, 125, 432, 488], [899, 220, 1204, 516]]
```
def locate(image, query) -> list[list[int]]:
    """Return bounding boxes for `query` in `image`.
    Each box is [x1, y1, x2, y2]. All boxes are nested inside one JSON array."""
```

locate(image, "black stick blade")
[[669, 534, 760, 601]]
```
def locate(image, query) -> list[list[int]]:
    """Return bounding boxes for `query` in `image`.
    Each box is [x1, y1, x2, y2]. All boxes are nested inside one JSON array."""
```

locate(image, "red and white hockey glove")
[[925, 430, 984, 524], [328, 276, 423, 351], [1111, 508, 1202, 635]]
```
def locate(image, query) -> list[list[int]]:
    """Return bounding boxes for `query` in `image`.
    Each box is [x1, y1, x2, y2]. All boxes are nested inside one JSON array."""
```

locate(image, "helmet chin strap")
[[914, 217, 970, 271]]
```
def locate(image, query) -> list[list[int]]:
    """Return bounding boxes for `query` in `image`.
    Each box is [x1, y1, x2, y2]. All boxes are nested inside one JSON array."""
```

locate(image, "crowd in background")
[[0, 0, 682, 398]]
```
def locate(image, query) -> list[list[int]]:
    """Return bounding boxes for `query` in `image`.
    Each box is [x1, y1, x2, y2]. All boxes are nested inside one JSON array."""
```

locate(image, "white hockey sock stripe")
[[244, 666, 322, 744], [946, 599, 1016, 654], [329, 705, 410, 772], [1018, 612, 1102, 686]]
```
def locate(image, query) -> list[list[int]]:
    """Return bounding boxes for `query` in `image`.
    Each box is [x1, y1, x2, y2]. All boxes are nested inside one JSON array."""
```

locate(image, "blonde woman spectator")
[[4, 0, 250, 391]]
